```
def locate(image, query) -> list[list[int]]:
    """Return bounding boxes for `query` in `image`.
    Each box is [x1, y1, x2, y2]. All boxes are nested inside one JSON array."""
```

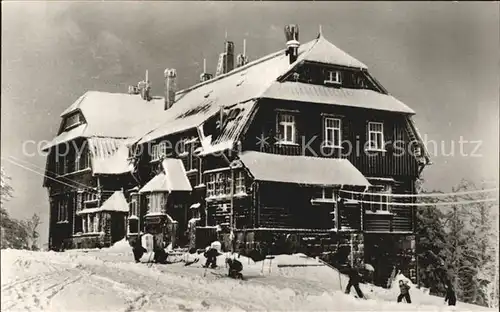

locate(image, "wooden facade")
[[45, 31, 428, 285]]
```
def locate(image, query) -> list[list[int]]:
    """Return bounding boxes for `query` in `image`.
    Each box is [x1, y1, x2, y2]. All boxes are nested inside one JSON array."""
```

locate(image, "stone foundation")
[[64, 233, 108, 249]]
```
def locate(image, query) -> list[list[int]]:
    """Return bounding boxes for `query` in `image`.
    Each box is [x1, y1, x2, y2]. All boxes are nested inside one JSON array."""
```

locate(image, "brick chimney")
[[215, 39, 235, 76], [284, 24, 300, 64], [164, 68, 177, 110], [224, 41, 234, 73]]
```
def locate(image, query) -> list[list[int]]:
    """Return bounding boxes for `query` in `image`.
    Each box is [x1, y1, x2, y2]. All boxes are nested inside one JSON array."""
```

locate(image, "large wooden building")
[[44, 25, 430, 285]]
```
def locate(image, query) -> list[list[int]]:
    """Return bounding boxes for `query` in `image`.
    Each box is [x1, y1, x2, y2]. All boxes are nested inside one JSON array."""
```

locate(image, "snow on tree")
[[441, 179, 498, 306], [415, 179, 449, 296], [1, 166, 13, 206]]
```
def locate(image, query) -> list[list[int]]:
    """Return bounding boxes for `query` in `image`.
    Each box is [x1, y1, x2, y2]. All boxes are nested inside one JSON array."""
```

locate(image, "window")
[[324, 118, 342, 148], [178, 137, 188, 155], [147, 193, 165, 214], [205, 171, 232, 198], [83, 192, 98, 205], [76, 192, 83, 212], [57, 155, 67, 175], [63, 113, 82, 130], [82, 213, 101, 233], [215, 173, 225, 196], [207, 174, 216, 197], [235, 171, 246, 194], [367, 184, 392, 212], [93, 213, 100, 232], [368, 122, 385, 150], [76, 148, 91, 171], [321, 188, 335, 200], [277, 113, 296, 144], [151, 142, 167, 162], [130, 195, 139, 216], [57, 198, 68, 222], [325, 70, 342, 85]]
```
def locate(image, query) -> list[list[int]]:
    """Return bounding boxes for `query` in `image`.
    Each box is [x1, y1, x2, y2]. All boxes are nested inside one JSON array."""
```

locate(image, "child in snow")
[[226, 258, 243, 279], [132, 237, 146, 263], [444, 282, 457, 306], [397, 280, 412, 303], [204, 247, 219, 268], [345, 265, 364, 299], [153, 246, 168, 264]]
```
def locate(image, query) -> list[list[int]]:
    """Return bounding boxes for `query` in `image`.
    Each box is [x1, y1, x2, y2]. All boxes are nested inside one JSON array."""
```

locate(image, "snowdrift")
[[1, 248, 493, 312]]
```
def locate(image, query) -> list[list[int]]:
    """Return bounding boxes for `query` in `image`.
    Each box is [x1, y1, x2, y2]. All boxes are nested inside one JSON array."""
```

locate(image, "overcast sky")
[[2, 2, 499, 246]]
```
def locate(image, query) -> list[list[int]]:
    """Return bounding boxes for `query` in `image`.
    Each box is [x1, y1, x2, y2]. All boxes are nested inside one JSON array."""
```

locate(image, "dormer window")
[[63, 112, 83, 131], [325, 70, 342, 86]]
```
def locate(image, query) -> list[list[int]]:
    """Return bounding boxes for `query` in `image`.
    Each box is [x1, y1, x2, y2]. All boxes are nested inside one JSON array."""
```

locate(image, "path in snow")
[[1, 246, 493, 312]]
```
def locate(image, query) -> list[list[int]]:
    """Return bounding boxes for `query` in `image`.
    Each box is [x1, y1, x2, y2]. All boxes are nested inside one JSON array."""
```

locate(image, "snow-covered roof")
[[88, 137, 133, 175], [238, 151, 370, 187], [136, 40, 318, 145], [61, 91, 166, 137], [46, 34, 417, 153], [76, 191, 128, 215], [302, 34, 367, 69], [99, 191, 129, 212], [262, 82, 415, 114], [139, 158, 192, 193], [42, 124, 87, 151], [198, 100, 258, 156]]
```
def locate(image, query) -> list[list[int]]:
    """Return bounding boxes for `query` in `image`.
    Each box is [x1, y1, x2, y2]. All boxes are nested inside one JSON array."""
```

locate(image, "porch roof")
[[238, 151, 370, 187], [139, 158, 192, 193], [76, 191, 128, 215]]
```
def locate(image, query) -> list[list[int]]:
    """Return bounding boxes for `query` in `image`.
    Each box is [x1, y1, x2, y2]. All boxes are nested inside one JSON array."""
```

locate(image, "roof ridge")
[[175, 38, 319, 98], [175, 49, 286, 97]]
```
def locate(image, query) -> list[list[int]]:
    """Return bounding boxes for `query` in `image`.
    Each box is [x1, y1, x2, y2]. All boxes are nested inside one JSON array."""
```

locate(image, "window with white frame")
[[82, 213, 101, 233], [324, 117, 342, 148], [368, 122, 385, 150], [277, 113, 296, 144], [129, 195, 139, 216], [215, 173, 225, 196], [205, 171, 233, 198], [147, 193, 165, 214], [207, 174, 216, 197], [151, 142, 167, 162], [367, 184, 392, 212], [325, 70, 342, 85], [93, 213, 100, 232], [178, 137, 188, 155], [57, 198, 68, 222], [321, 188, 335, 201], [235, 171, 246, 194]]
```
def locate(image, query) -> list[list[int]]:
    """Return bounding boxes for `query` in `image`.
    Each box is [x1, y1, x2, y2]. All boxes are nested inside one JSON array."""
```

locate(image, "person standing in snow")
[[345, 265, 364, 299], [132, 236, 146, 263], [397, 280, 412, 303], [444, 281, 456, 306]]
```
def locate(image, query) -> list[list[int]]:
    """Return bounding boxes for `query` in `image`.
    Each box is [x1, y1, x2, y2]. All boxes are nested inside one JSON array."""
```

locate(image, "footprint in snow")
[[177, 304, 194, 312]]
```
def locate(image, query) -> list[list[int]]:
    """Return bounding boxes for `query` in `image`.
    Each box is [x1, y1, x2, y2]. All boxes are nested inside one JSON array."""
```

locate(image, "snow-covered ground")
[[1, 240, 493, 312]]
